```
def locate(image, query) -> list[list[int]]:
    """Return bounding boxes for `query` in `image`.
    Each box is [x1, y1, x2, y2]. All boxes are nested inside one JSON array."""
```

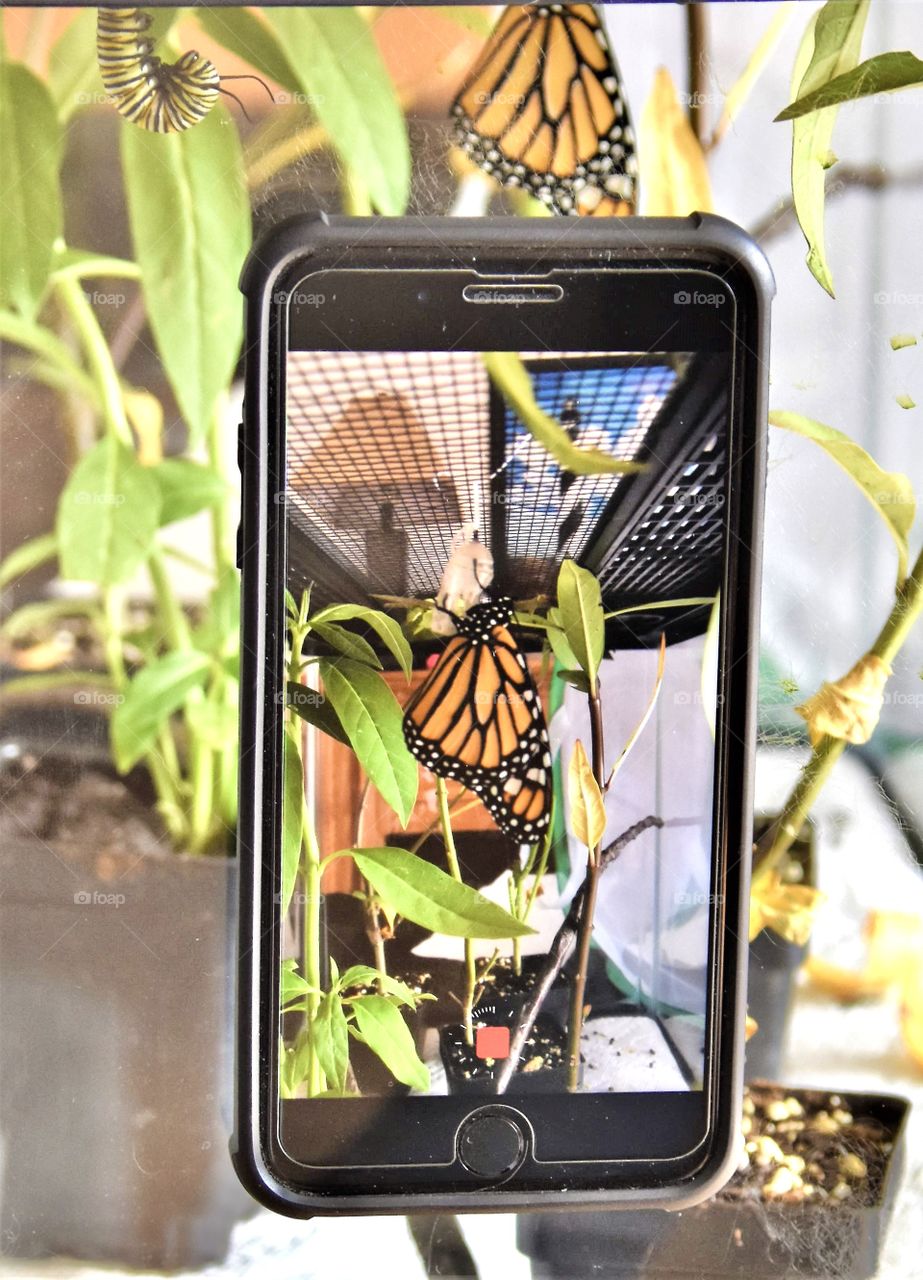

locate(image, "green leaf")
[[111, 650, 211, 772], [0, 62, 63, 318], [150, 458, 229, 526], [50, 246, 140, 282], [281, 723, 304, 915], [0, 597, 98, 641], [349, 996, 430, 1092], [337, 964, 424, 1008], [185, 697, 237, 751], [770, 410, 915, 582], [48, 10, 104, 122], [352, 847, 535, 939], [281, 958, 316, 1006], [193, 567, 240, 660], [122, 108, 251, 443], [0, 532, 58, 589], [193, 7, 302, 93], [484, 353, 646, 476], [784, 0, 870, 297], [319, 659, 418, 825], [545, 608, 580, 671], [432, 7, 495, 36], [556, 669, 592, 694], [262, 8, 410, 215], [313, 990, 350, 1092], [310, 604, 413, 679], [777, 50, 923, 121], [287, 681, 350, 747], [556, 561, 605, 690], [310, 622, 382, 669], [57, 439, 161, 586]]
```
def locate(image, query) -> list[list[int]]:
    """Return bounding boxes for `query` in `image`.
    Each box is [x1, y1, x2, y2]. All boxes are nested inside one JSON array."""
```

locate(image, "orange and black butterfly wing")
[[451, 2, 636, 217], [403, 623, 552, 843]]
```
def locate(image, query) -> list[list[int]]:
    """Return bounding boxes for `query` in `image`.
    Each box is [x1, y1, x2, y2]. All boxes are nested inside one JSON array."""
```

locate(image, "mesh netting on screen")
[[284, 350, 709, 614]]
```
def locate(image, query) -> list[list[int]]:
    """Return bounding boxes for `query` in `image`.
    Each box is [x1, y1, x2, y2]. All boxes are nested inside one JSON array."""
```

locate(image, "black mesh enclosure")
[[285, 351, 728, 651]]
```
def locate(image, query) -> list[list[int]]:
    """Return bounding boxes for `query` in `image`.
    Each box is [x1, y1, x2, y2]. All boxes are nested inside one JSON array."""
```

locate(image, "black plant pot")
[[517, 1084, 909, 1280], [746, 820, 815, 1081], [0, 715, 253, 1269], [440, 1015, 571, 1095]]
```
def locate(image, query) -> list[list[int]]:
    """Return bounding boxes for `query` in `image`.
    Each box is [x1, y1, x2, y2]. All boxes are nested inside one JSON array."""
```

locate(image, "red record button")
[[475, 1025, 510, 1060]]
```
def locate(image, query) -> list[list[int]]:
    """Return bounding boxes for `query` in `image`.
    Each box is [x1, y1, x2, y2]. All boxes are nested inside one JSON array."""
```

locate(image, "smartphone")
[[233, 213, 772, 1215]]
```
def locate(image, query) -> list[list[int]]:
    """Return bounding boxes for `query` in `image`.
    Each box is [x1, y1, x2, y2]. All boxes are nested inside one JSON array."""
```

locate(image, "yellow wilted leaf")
[[568, 739, 606, 850], [796, 653, 891, 747], [640, 67, 714, 216], [124, 389, 164, 466], [900, 965, 923, 1070], [749, 871, 825, 945], [807, 911, 923, 1002]]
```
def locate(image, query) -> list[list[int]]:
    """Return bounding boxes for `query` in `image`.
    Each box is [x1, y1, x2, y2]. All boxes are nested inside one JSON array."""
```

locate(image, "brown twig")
[[685, 3, 709, 144], [494, 815, 663, 1093]]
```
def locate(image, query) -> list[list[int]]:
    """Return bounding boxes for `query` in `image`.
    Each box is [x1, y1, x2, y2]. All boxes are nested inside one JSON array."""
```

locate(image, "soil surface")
[[724, 1082, 896, 1207], [0, 747, 175, 876]]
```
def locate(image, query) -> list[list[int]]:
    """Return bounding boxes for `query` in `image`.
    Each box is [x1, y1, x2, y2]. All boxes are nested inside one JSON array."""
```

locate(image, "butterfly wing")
[[451, 3, 637, 216], [403, 624, 552, 842]]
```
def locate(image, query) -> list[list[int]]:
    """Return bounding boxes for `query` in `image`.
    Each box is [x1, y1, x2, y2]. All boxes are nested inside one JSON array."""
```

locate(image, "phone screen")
[[272, 267, 738, 1177]]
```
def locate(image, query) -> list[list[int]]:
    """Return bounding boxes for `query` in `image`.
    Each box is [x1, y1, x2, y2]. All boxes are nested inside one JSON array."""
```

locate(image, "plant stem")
[[436, 776, 475, 1045], [495, 817, 662, 1093], [341, 169, 373, 216], [301, 793, 325, 1096], [288, 605, 325, 1095], [567, 684, 605, 1089], [206, 399, 234, 575], [754, 540, 923, 886], [54, 277, 131, 445]]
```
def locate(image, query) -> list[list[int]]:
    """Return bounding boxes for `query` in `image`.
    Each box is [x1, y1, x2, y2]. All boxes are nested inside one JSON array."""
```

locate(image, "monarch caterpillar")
[[96, 7, 269, 133], [450, 3, 637, 217], [403, 596, 551, 844]]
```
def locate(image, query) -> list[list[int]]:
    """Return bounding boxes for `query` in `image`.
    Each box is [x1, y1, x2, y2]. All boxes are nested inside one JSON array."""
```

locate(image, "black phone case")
[[232, 213, 773, 1216]]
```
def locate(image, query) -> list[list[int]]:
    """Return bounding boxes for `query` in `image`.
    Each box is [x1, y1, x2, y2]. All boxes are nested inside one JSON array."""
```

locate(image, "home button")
[[457, 1107, 527, 1179]]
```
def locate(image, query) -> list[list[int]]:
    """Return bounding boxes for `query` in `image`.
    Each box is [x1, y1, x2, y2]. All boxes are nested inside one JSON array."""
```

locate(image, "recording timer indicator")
[[473, 1005, 510, 1061]]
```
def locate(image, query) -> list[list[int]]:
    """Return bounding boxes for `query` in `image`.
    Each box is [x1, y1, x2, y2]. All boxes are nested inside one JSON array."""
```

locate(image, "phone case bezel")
[[232, 213, 773, 1216]]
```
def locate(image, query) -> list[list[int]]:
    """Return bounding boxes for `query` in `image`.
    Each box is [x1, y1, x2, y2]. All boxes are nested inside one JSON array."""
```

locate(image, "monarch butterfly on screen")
[[97, 7, 271, 134], [403, 596, 552, 844], [450, 3, 637, 217]]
